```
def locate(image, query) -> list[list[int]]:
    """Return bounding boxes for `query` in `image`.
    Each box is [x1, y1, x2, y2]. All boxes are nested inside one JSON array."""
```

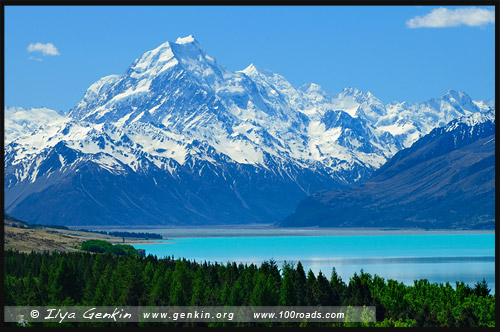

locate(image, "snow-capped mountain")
[[4, 107, 69, 144], [280, 110, 496, 229], [383, 90, 489, 148], [4, 35, 495, 226]]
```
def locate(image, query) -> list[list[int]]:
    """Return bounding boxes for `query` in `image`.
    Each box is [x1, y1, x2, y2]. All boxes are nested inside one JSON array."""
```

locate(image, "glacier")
[[3, 35, 495, 226]]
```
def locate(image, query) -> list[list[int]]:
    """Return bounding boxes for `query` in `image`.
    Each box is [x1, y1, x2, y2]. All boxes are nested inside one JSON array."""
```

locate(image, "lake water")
[[131, 232, 495, 293]]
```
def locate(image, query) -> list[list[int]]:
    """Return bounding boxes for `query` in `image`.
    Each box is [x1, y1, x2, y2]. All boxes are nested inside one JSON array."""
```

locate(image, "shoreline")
[[69, 226, 495, 243]]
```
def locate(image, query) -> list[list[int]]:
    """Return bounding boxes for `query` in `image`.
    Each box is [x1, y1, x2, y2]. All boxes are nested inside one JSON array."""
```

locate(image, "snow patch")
[[175, 35, 195, 44]]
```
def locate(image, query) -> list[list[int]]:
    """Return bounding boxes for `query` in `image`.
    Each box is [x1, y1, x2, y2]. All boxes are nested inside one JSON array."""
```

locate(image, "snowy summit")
[[4, 36, 495, 226]]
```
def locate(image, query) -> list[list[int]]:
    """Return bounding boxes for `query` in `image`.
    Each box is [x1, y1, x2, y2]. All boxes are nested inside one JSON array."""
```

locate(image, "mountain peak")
[[446, 108, 495, 131], [440, 90, 479, 113], [339, 87, 362, 97], [443, 89, 468, 100], [441, 90, 476, 105], [338, 87, 380, 104], [241, 63, 259, 76], [300, 82, 323, 93], [129, 35, 210, 77], [175, 35, 196, 45]]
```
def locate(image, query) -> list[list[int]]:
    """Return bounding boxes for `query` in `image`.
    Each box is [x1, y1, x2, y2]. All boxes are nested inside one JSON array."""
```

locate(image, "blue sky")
[[4, 5, 495, 112]]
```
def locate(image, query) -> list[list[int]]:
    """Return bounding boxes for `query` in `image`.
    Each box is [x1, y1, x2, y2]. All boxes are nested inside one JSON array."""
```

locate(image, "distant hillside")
[[4, 36, 494, 226], [280, 111, 495, 229], [3, 213, 141, 253], [4, 212, 30, 226]]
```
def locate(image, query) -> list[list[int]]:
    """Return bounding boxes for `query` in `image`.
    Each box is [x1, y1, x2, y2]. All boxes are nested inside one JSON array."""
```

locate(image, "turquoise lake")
[[132, 233, 495, 293]]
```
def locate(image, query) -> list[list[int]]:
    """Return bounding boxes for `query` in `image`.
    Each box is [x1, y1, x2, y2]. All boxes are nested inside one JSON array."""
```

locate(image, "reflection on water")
[[308, 262, 495, 294], [133, 233, 495, 294], [207, 257, 495, 294], [277, 256, 495, 265]]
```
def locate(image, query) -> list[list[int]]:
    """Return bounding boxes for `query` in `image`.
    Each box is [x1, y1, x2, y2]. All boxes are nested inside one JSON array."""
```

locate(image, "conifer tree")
[[305, 269, 317, 305], [170, 260, 191, 305], [280, 262, 297, 306], [191, 267, 209, 306], [329, 267, 345, 305], [92, 264, 114, 305], [228, 277, 246, 306], [315, 271, 334, 305], [49, 256, 77, 304]]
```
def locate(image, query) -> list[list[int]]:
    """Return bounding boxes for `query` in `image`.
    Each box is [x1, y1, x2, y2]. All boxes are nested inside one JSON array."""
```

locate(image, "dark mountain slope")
[[280, 112, 495, 229]]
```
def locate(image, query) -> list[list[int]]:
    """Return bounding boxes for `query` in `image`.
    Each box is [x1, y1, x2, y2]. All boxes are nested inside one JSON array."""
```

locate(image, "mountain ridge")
[[279, 110, 495, 229], [4, 36, 495, 226]]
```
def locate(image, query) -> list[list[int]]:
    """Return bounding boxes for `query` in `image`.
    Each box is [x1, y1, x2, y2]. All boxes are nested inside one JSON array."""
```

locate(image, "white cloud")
[[27, 42, 60, 56], [407, 7, 495, 28]]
